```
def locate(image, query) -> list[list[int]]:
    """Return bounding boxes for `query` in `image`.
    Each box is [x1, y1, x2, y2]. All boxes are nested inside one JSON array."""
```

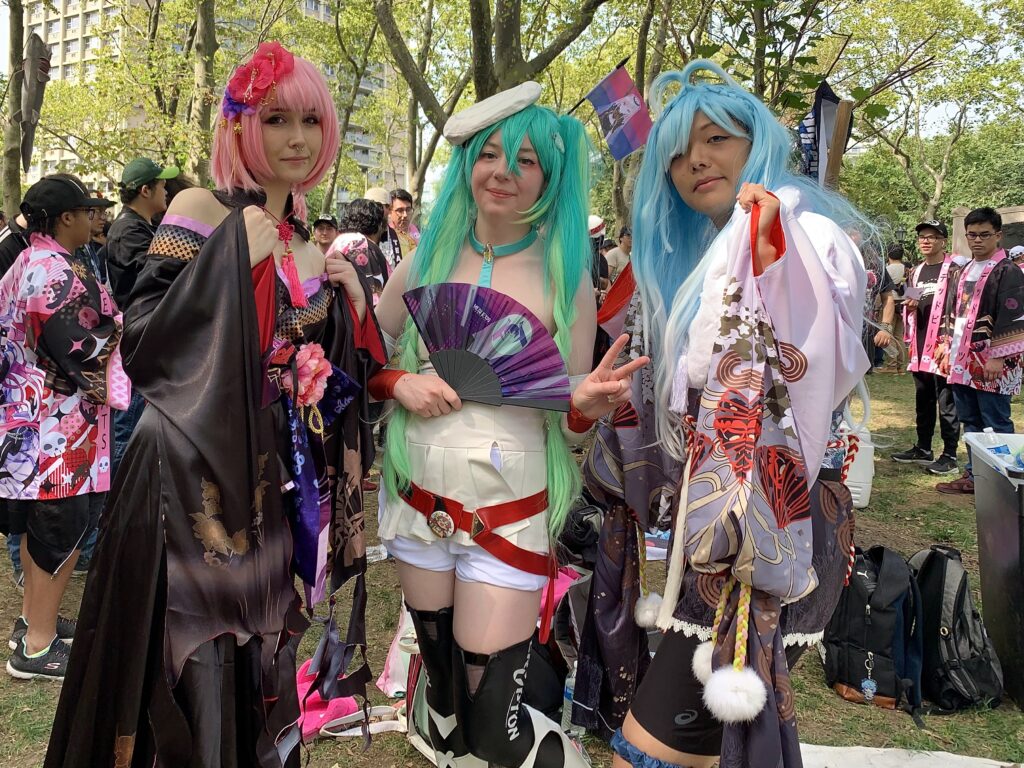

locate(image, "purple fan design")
[[403, 283, 571, 411]]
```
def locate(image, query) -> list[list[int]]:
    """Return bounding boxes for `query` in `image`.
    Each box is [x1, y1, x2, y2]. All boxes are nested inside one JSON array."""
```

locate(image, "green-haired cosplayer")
[[370, 83, 648, 768]]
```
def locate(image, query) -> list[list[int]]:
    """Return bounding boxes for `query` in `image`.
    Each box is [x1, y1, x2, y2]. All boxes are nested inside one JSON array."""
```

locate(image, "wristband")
[[368, 369, 409, 400], [878, 323, 893, 333], [567, 400, 596, 434]]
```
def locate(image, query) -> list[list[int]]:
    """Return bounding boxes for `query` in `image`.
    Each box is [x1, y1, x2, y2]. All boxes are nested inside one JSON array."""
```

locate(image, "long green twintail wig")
[[383, 104, 592, 538]]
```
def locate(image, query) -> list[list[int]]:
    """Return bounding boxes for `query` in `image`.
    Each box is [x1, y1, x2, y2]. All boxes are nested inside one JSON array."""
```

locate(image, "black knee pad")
[[407, 606, 474, 758], [454, 637, 569, 768]]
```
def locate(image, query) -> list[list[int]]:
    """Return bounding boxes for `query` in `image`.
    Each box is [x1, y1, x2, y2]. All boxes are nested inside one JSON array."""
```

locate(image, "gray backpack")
[[908, 546, 1003, 711]]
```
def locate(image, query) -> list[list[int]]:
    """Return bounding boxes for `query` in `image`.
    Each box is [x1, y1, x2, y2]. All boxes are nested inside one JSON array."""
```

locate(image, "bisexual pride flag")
[[585, 65, 653, 161]]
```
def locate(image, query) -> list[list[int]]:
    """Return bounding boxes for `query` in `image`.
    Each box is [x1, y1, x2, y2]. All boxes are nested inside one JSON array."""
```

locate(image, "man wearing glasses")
[[892, 220, 962, 475], [935, 208, 1024, 494]]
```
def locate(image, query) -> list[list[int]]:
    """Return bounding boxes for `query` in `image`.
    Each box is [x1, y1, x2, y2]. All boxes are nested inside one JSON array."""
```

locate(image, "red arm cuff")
[[566, 401, 596, 434], [368, 369, 409, 401]]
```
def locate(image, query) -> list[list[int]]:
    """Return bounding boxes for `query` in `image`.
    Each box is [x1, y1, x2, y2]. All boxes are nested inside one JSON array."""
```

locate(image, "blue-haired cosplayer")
[[578, 62, 872, 768], [369, 83, 646, 768]]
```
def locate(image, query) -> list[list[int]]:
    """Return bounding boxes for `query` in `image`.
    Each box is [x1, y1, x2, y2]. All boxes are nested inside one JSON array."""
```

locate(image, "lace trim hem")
[[666, 621, 823, 648]]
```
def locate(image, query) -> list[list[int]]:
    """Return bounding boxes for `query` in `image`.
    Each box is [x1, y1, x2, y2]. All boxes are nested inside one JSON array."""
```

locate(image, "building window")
[[86, 35, 100, 51], [28, 24, 42, 39], [46, 19, 59, 37], [66, 0, 79, 12], [66, 15, 80, 33], [84, 10, 99, 28], [64, 39, 79, 59], [63, 64, 78, 80], [85, 63, 97, 79], [30, 4, 43, 20]]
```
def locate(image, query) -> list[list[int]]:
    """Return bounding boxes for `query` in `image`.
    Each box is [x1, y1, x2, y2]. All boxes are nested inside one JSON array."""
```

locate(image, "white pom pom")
[[633, 592, 663, 628], [702, 665, 768, 723], [691, 641, 714, 685]]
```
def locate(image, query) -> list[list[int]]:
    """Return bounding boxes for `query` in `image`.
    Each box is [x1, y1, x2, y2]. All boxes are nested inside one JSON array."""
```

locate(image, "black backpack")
[[908, 545, 1003, 711], [822, 546, 924, 714]]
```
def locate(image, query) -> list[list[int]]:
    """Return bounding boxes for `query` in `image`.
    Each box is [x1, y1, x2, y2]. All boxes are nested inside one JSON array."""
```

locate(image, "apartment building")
[[12, 0, 406, 203]]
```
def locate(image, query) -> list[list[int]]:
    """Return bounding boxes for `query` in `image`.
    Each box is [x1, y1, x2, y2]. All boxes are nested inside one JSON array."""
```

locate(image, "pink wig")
[[210, 54, 339, 222]]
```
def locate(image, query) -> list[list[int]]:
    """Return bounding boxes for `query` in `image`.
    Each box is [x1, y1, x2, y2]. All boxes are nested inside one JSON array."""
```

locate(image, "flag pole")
[[568, 55, 633, 115]]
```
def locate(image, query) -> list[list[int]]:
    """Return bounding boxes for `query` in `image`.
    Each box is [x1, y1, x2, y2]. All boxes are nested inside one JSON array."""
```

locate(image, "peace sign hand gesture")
[[571, 334, 651, 421]]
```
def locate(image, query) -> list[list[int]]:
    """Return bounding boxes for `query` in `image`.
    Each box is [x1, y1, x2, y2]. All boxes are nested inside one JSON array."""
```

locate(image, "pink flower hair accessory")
[[222, 41, 296, 122]]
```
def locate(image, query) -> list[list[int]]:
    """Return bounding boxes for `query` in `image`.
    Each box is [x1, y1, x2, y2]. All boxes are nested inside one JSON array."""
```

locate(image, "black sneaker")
[[8, 615, 76, 651], [891, 446, 933, 464], [6, 637, 71, 680], [926, 454, 959, 475]]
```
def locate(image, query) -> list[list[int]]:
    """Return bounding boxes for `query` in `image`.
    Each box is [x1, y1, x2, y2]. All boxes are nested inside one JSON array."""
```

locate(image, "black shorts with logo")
[[631, 628, 808, 756], [1, 493, 104, 575]]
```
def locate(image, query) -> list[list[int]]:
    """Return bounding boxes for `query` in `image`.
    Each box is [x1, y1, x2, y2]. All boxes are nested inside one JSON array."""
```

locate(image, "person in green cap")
[[106, 158, 178, 310], [104, 157, 178, 478]]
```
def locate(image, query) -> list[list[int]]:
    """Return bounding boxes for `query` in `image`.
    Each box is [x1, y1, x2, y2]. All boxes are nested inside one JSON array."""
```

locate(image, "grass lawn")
[[1, 370, 1023, 766]]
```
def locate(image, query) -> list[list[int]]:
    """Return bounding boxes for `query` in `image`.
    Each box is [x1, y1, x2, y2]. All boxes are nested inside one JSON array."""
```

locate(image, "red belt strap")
[[399, 482, 558, 642]]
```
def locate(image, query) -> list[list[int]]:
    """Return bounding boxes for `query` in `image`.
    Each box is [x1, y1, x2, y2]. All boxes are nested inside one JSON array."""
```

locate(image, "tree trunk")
[[321, 153, 343, 216], [751, 2, 767, 99], [188, 0, 218, 186], [3, 0, 24, 215]]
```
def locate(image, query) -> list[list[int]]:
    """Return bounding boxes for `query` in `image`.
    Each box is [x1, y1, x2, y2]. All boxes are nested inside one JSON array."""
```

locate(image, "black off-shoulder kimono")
[[45, 191, 384, 768]]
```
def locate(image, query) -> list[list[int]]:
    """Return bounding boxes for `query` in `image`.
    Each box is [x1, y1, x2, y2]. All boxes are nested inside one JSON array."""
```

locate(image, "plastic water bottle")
[[561, 662, 585, 737], [980, 427, 1011, 456]]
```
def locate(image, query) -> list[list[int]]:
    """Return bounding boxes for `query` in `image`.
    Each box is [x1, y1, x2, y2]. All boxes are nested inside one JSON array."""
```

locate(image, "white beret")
[[443, 81, 543, 146]]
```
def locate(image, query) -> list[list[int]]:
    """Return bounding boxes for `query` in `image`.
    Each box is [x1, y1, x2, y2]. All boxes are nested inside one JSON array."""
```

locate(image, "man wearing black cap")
[[0, 174, 125, 680], [312, 214, 339, 255], [106, 157, 179, 310], [105, 158, 178, 479], [891, 220, 961, 475]]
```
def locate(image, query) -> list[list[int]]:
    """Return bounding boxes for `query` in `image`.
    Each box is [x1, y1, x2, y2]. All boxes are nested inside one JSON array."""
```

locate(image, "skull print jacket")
[[0, 233, 130, 500]]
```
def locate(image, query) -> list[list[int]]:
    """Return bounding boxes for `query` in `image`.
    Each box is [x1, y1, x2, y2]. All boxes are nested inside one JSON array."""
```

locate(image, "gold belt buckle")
[[427, 510, 454, 538], [427, 495, 456, 538]]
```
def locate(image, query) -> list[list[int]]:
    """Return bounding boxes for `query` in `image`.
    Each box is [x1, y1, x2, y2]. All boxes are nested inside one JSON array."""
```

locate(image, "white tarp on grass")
[[801, 743, 1017, 768]]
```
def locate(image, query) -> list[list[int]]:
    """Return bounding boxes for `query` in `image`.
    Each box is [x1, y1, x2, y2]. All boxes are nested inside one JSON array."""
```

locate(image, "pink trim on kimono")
[[947, 250, 1006, 387], [906, 256, 954, 374]]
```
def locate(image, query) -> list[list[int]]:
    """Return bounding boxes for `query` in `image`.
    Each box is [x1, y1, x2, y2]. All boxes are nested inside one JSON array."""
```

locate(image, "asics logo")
[[674, 710, 698, 726]]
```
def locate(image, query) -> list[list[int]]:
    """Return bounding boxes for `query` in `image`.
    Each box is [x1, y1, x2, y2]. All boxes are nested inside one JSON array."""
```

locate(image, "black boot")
[[454, 636, 589, 768], [407, 606, 486, 768]]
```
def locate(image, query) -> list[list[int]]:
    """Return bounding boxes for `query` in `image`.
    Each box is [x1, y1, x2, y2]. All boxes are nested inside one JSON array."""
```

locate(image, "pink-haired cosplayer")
[[46, 43, 384, 768]]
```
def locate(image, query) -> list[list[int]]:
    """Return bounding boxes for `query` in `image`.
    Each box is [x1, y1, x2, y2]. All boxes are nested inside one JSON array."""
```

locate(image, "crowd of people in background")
[[0, 38, 1019, 768]]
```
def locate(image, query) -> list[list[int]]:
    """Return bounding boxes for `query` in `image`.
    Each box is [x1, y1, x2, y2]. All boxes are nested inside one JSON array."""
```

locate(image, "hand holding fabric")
[[393, 372, 462, 418], [572, 334, 649, 420], [736, 182, 782, 272], [325, 253, 366, 321], [243, 205, 279, 267]]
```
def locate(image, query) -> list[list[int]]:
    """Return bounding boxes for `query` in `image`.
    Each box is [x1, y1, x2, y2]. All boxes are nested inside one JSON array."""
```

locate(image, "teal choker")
[[469, 226, 538, 258], [470, 226, 538, 288]]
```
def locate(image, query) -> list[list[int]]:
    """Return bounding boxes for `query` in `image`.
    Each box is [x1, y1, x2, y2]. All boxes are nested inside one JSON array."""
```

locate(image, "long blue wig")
[[631, 60, 874, 453]]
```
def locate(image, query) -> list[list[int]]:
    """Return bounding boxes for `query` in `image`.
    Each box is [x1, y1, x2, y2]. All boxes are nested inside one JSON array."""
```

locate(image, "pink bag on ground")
[[296, 658, 358, 743]]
